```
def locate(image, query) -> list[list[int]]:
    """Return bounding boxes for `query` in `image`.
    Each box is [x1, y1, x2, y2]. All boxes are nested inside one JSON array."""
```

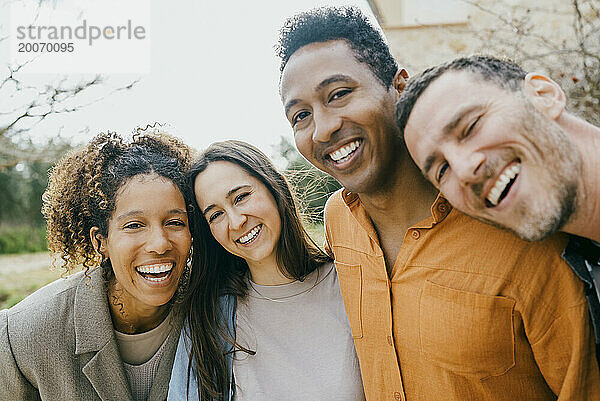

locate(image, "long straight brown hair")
[[184, 140, 331, 400]]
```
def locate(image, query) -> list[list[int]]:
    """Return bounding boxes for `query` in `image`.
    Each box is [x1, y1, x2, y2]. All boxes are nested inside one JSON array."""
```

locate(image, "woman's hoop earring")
[[174, 245, 193, 304]]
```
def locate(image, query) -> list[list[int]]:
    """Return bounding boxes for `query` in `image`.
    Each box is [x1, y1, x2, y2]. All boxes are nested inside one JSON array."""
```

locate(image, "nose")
[[145, 227, 172, 254], [448, 146, 486, 186], [228, 209, 247, 231], [312, 108, 342, 143]]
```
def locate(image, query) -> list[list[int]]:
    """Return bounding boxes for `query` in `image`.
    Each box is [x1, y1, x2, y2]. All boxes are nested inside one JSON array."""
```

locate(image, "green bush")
[[305, 222, 326, 251], [0, 226, 47, 254]]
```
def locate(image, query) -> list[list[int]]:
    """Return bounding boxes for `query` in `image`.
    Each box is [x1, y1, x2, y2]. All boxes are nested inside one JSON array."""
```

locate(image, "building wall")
[[368, 0, 581, 75]]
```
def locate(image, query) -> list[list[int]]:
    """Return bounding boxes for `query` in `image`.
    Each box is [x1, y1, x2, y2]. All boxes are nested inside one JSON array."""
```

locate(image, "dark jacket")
[[563, 235, 600, 362]]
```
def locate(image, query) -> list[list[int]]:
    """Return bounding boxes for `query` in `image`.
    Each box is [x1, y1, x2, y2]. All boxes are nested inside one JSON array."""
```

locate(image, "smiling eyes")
[[292, 111, 310, 126], [434, 116, 482, 184], [462, 116, 480, 140], [330, 88, 351, 101], [291, 88, 352, 127], [436, 163, 449, 183], [207, 190, 252, 223], [124, 222, 143, 230], [123, 219, 186, 230], [207, 211, 222, 223]]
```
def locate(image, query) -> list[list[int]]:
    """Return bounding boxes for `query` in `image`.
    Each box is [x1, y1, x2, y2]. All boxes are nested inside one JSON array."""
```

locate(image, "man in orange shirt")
[[278, 6, 600, 400], [398, 56, 600, 362]]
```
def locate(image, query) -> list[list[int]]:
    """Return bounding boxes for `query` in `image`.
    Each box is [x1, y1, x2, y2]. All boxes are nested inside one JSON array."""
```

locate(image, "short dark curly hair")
[[276, 6, 398, 87], [396, 55, 527, 135], [42, 127, 195, 274]]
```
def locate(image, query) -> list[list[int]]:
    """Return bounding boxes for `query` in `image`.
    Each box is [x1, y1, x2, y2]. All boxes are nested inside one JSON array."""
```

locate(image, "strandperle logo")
[[16, 20, 146, 46], [10, 0, 151, 74]]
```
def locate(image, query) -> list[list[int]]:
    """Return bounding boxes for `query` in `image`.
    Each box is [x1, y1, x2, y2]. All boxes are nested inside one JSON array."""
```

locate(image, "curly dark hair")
[[276, 6, 398, 87], [396, 55, 528, 135], [42, 127, 195, 274], [184, 140, 332, 400]]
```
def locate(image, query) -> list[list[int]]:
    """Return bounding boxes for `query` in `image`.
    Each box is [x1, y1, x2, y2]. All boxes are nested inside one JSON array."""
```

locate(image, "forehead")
[[280, 40, 380, 102], [404, 71, 515, 166], [407, 70, 509, 134], [194, 161, 256, 204], [113, 174, 184, 213]]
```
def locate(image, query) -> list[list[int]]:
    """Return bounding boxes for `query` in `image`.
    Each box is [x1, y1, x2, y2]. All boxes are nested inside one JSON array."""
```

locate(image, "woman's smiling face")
[[194, 161, 281, 269], [95, 173, 191, 308]]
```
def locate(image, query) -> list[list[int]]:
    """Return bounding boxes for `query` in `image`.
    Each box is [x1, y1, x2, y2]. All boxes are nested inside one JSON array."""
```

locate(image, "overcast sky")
[[1, 0, 375, 160]]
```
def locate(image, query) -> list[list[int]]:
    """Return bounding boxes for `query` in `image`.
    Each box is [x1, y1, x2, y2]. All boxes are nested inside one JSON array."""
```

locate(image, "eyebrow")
[[442, 105, 482, 137], [422, 154, 438, 179], [315, 74, 354, 91], [284, 99, 301, 118], [421, 105, 484, 178], [116, 208, 187, 221], [284, 74, 356, 117], [201, 185, 251, 216]]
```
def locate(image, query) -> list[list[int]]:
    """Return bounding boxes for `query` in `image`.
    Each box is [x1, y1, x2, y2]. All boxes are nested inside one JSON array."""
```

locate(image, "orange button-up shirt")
[[324, 189, 600, 401]]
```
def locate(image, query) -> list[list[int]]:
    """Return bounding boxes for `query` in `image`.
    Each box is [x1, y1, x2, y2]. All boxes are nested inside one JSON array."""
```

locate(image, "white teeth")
[[238, 225, 261, 244], [136, 263, 173, 274], [486, 163, 521, 206], [329, 140, 360, 162], [145, 275, 169, 282]]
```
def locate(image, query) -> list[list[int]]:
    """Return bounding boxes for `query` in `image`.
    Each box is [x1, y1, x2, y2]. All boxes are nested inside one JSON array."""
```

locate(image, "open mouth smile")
[[485, 161, 521, 208], [327, 140, 361, 165], [237, 224, 262, 245], [135, 262, 173, 283]]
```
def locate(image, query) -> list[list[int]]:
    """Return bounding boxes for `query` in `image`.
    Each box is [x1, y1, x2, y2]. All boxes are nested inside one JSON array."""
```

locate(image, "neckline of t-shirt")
[[114, 309, 173, 341], [247, 262, 334, 300]]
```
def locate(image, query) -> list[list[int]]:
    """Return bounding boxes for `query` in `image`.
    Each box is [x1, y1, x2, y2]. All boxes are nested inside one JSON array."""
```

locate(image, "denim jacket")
[[168, 295, 236, 401], [562, 235, 600, 360]]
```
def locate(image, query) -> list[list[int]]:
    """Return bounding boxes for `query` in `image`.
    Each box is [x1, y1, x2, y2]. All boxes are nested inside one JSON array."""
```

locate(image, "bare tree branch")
[[0, 0, 141, 171], [455, 0, 600, 125]]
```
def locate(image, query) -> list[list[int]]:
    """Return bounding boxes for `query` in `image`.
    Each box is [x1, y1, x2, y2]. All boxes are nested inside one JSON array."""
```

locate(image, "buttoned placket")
[[388, 195, 452, 401], [390, 195, 451, 280], [344, 191, 452, 401], [344, 190, 407, 401]]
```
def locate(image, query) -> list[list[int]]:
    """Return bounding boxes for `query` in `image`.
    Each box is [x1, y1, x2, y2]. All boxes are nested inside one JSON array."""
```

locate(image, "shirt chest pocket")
[[419, 280, 516, 379], [334, 261, 363, 339]]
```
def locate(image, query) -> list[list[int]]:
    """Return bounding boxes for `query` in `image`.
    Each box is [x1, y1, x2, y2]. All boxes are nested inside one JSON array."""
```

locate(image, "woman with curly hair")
[[168, 141, 365, 401], [0, 130, 195, 401]]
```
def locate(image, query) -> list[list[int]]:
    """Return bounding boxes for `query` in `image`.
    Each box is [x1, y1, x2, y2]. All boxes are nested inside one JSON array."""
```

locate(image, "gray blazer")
[[0, 267, 182, 401]]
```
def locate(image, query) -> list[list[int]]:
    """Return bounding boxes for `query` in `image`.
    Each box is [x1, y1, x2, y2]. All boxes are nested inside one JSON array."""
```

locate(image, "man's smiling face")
[[280, 40, 402, 195], [404, 70, 580, 241]]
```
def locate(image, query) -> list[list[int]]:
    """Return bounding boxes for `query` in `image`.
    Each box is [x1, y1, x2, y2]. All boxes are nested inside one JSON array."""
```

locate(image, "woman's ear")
[[523, 73, 566, 120], [90, 227, 106, 256]]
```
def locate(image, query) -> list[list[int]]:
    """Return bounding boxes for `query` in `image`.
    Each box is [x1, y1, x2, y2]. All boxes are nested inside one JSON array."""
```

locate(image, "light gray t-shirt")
[[233, 262, 365, 401]]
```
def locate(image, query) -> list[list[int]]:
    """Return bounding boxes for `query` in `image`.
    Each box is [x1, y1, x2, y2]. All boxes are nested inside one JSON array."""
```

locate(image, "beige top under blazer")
[[0, 266, 182, 401]]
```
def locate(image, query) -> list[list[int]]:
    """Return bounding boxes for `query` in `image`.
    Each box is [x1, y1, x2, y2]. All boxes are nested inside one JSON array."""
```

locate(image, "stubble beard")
[[468, 100, 581, 242]]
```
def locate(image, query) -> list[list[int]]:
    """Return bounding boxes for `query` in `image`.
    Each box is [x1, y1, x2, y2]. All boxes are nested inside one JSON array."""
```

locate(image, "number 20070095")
[[18, 42, 74, 52]]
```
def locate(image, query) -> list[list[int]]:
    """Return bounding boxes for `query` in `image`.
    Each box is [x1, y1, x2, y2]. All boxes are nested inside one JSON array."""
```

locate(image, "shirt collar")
[[340, 189, 452, 227], [430, 193, 452, 224]]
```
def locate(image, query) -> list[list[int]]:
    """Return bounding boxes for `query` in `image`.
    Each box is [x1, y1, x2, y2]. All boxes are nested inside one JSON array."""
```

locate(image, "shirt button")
[[437, 202, 448, 213], [394, 391, 402, 400], [411, 229, 420, 239], [387, 335, 393, 346]]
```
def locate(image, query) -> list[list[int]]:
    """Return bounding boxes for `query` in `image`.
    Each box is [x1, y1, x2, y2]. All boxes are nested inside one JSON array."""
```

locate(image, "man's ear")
[[392, 68, 409, 95], [90, 227, 106, 256], [523, 73, 566, 120]]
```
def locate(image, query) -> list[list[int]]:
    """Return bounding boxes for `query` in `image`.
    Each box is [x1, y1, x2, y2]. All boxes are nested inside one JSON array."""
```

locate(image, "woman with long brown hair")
[[169, 140, 365, 400]]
